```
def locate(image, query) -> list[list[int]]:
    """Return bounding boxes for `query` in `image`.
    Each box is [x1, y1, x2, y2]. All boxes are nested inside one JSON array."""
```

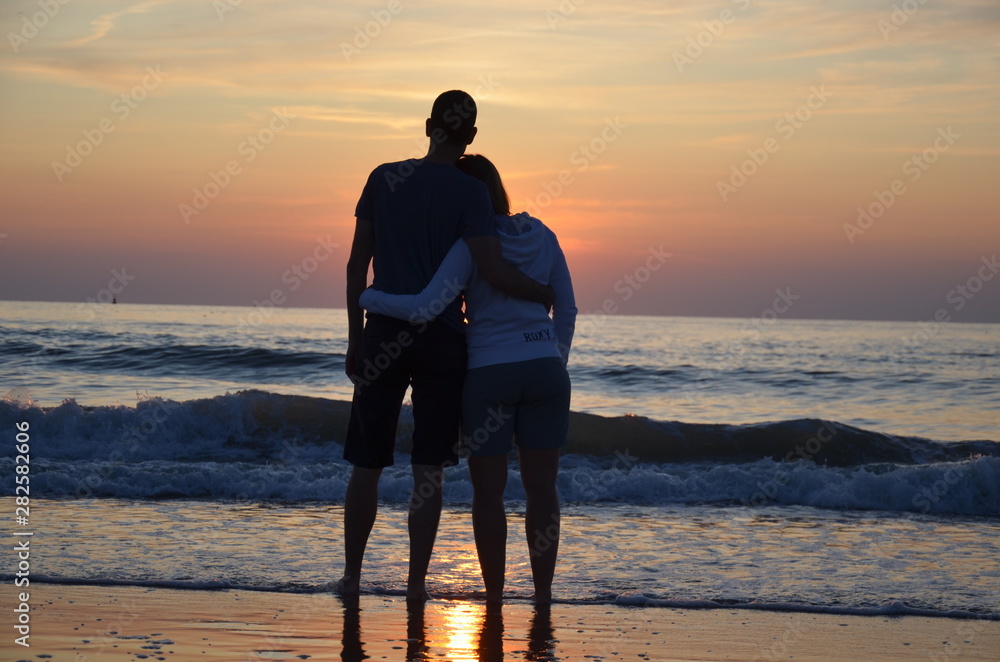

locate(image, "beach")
[[4, 0, 999, 657], [13, 584, 999, 661], [3, 302, 999, 660]]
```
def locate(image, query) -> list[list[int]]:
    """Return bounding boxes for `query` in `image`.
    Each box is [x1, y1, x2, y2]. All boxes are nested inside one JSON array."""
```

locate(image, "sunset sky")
[[1, 0, 998, 321]]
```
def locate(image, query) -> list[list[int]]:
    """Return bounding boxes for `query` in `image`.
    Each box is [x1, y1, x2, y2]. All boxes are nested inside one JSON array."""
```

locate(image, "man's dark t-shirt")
[[355, 159, 494, 332]]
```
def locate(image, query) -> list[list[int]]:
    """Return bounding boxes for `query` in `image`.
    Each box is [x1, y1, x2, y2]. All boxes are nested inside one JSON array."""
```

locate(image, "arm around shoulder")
[[466, 235, 555, 306], [360, 240, 473, 323]]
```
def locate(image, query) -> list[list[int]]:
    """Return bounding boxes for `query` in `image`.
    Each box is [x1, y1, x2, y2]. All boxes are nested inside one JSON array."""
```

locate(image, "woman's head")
[[457, 154, 510, 216]]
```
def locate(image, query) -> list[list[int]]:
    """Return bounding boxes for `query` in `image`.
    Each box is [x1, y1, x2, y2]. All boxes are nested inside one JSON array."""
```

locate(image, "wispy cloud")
[[68, 0, 173, 47], [284, 106, 421, 131]]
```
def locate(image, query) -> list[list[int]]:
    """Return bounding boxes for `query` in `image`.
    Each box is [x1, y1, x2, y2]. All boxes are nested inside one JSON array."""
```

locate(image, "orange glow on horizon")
[[1, 1, 997, 321]]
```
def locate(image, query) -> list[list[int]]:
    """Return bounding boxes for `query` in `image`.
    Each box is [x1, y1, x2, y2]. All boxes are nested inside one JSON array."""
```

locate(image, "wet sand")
[[10, 583, 1000, 661]]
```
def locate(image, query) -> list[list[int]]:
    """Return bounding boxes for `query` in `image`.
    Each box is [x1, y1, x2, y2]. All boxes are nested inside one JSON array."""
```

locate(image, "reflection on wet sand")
[[477, 603, 504, 662], [337, 597, 559, 661], [526, 606, 557, 661], [339, 596, 366, 662]]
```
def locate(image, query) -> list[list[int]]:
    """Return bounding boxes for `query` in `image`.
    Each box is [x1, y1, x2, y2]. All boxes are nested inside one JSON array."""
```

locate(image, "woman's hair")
[[457, 154, 510, 216]]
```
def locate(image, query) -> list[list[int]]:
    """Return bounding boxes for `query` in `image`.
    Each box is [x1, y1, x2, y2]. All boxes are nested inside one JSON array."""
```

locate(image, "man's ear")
[[466, 126, 478, 145], [425, 118, 433, 137]]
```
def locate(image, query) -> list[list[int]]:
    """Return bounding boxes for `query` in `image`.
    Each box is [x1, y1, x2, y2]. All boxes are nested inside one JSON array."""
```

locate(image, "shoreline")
[[15, 584, 1000, 661], [11, 576, 1000, 622]]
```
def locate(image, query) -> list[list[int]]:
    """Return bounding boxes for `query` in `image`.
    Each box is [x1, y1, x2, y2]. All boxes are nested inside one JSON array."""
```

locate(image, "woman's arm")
[[359, 240, 473, 323], [548, 237, 577, 364]]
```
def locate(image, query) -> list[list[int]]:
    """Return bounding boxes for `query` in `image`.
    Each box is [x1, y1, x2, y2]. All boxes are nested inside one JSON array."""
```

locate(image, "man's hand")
[[466, 235, 554, 305], [345, 337, 364, 384]]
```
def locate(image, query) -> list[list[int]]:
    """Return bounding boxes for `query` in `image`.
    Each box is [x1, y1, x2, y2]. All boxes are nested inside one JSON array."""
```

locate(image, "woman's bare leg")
[[519, 447, 560, 605], [469, 455, 508, 603]]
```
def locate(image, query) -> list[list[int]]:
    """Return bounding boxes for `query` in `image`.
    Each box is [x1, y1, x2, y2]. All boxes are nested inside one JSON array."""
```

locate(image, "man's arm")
[[466, 235, 555, 306], [345, 217, 375, 381]]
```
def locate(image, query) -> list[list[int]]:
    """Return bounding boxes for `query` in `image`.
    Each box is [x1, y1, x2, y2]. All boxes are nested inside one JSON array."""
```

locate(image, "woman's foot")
[[406, 584, 432, 603], [531, 589, 552, 606], [334, 574, 360, 596]]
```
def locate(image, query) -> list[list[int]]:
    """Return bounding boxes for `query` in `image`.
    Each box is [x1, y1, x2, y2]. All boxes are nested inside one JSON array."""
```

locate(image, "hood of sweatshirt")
[[494, 212, 547, 267]]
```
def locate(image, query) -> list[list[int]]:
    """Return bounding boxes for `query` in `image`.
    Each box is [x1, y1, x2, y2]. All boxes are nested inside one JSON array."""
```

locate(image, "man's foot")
[[334, 574, 360, 596], [485, 589, 503, 605]]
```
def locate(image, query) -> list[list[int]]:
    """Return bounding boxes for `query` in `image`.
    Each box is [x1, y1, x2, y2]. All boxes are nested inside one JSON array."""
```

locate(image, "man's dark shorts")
[[345, 314, 466, 468]]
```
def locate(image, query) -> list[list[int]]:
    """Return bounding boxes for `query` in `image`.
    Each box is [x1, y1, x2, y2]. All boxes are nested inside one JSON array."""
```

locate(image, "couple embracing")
[[339, 90, 577, 605]]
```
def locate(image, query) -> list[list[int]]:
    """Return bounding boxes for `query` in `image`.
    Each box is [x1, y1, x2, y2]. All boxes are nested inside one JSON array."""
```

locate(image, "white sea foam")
[[6, 452, 997, 516]]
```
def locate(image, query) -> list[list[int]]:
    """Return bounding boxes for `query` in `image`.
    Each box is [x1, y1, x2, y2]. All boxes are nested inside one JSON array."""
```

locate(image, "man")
[[339, 90, 552, 600]]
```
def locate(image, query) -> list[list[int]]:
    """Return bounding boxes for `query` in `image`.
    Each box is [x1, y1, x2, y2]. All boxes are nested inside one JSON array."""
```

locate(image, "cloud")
[[68, 0, 174, 47], [283, 106, 421, 131]]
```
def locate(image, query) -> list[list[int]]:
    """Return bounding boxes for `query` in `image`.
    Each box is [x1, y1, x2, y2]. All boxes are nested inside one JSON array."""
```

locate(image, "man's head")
[[427, 90, 478, 147]]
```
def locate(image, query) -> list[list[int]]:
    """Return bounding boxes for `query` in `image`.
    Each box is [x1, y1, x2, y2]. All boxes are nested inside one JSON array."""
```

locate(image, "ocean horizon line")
[[2, 298, 998, 326]]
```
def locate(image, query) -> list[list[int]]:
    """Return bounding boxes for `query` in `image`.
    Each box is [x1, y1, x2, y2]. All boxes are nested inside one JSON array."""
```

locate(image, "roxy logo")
[[523, 329, 555, 343]]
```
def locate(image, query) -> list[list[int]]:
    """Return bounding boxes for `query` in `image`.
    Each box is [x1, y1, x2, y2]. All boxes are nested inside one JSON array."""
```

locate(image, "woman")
[[360, 153, 576, 604]]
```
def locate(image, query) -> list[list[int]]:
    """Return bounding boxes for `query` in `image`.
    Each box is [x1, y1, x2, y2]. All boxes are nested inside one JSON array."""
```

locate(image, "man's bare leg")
[[407, 463, 444, 601], [470, 455, 509, 603], [336, 465, 383, 595]]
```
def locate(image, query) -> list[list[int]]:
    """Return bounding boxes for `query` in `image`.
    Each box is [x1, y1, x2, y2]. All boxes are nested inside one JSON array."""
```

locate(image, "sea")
[[1, 300, 998, 620]]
